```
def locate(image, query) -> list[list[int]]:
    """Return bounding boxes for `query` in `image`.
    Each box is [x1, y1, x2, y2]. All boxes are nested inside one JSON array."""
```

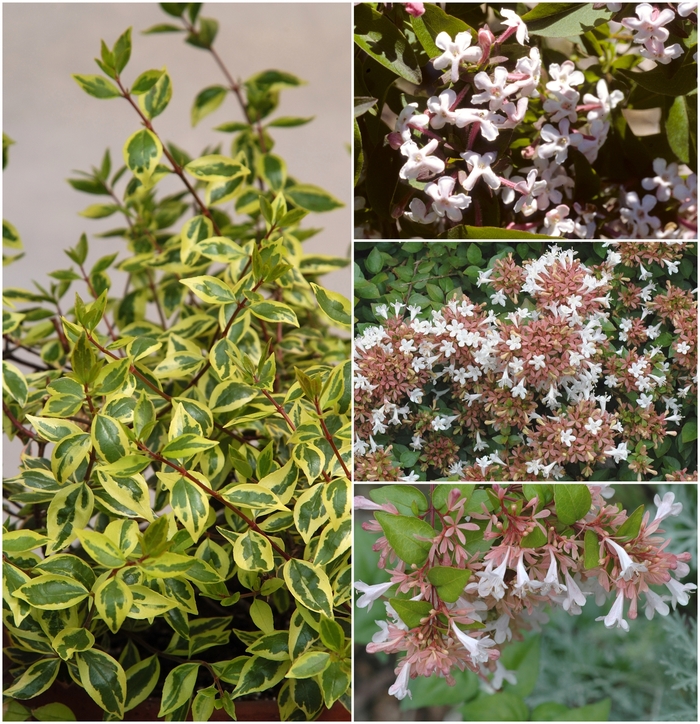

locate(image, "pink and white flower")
[[432, 30, 482, 82]]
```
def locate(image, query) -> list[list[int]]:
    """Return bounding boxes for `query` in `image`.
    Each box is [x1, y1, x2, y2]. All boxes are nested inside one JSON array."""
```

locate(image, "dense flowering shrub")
[[2, 6, 351, 721], [354, 483, 696, 713], [354, 241, 698, 481], [354, 2, 698, 239]]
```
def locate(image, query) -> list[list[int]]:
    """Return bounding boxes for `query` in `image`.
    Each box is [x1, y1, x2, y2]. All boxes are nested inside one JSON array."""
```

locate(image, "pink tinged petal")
[[388, 662, 412, 700], [643, 589, 669, 620], [353, 495, 384, 511], [598, 589, 629, 631], [354, 580, 394, 610]]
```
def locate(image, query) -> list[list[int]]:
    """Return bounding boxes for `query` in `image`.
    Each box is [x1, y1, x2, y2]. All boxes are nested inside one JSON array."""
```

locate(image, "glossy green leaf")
[[309, 283, 351, 330], [554, 484, 592, 525], [615, 504, 645, 542], [14, 574, 89, 610], [232, 657, 289, 699], [191, 85, 228, 126], [354, 3, 422, 84], [285, 184, 343, 213], [584, 530, 601, 569], [170, 476, 210, 542], [3, 658, 61, 699], [286, 650, 331, 679], [375, 511, 434, 566], [122, 128, 163, 185], [249, 300, 299, 327], [52, 626, 95, 660], [389, 598, 432, 629], [158, 662, 199, 716], [46, 483, 94, 554], [72, 74, 121, 99], [233, 528, 274, 572], [124, 655, 160, 712], [427, 565, 472, 603]]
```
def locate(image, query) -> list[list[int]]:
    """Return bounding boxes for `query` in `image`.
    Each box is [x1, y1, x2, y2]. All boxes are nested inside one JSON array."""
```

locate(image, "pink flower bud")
[[386, 132, 404, 150], [478, 25, 495, 63], [405, 2, 425, 18]]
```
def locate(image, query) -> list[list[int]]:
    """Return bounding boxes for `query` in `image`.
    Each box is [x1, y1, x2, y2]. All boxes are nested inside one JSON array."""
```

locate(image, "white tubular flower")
[[511, 379, 527, 400], [427, 89, 459, 129], [584, 417, 603, 436], [605, 538, 648, 581], [541, 554, 567, 596], [543, 88, 580, 124], [404, 197, 437, 225], [424, 176, 472, 221], [678, 1, 697, 17], [621, 2, 675, 44], [476, 551, 510, 599], [582, 79, 624, 121], [484, 612, 513, 645], [538, 119, 581, 164], [461, 151, 501, 191], [546, 60, 585, 92], [528, 354, 546, 371], [471, 66, 518, 111], [432, 30, 482, 82], [395, 103, 430, 142], [388, 661, 412, 700], [596, 589, 630, 632], [665, 577, 698, 609], [354, 580, 394, 610], [513, 552, 542, 598], [640, 38, 683, 65], [512, 46, 541, 97], [560, 428, 576, 447], [513, 169, 548, 216], [643, 589, 670, 620], [476, 456, 492, 476], [604, 442, 629, 463], [653, 492, 683, 522], [451, 621, 496, 665], [560, 570, 588, 613], [454, 108, 501, 141], [500, 8, 529, 45], [399, 139, 445, 180], [543, 204, 576, 237]]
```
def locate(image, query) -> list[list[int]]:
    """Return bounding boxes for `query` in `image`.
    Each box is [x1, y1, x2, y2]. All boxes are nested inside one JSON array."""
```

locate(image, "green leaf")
[[14, 574, 89, 610], [221, 483, 287, 510], [354, 4, 422, 84], [233, 529, 274, 572], [31, 703, 76, 721], [3, 658, 61, 700], [76, 650, 126, 716], [527, 4, 611, 37], [258, 154, 287, 191], [427, 566, 472, 603], [466, 243, 482, 265], [462, 691, 529, 721], [619, 62, 698, 97], [124, 655, 160, 712], [162, 434, 218, 459], [388, 598, 432, 629], [76, 529, 126, 567], [210, 381, 258, 413], [615, 504, 644, 542], [139, 69, 172, 119], [319, 617, 345, 654], [191, 85, 227, 126], [46, 483, 94, 554], [25, 415, 83, 443], [370, 484, 429, 516], [91, 414, 129, 464], [3, 529, 49, 553], [294, 484, 329, 543], [184, 153, 247, 181], [249, 300, 299, 327], [285, 184, 344, 212], [52, 626, 95, 660], [502, 635, 541, 698], [283, 559, 334, 618], [681, 418, 697, 443], [158, 662, 199, 716], [180, 274, 237, 304], [411, 3, 474, 57], [232, 657, 288, 699], [131, 68, 165, 94], [313, 518, 351, 566], [268, 115, 314, 127], [292, 442, 325, 484], [320, 660, 350, 709], [584, 530, 601, 569], [170, 476, 210, 542], [112, 27, 132, 74], [96, 470, 154, 521], [444, 225, 551, 239], [72, 74, 121, 99], [553, 484, 592, 525], [667, 95, 690, 164], [310, 283, 351, 330], [286, 651, 331, 679], [374, 511, 434, 566], [246, 631, 289, 661], [122, 128, 163, 185], [94, 576, 133, 634], [520, 526, 548, 548]]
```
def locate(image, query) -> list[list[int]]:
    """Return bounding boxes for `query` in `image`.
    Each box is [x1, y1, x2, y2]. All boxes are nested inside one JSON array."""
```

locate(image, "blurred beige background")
[[3, 2, 351, 295]]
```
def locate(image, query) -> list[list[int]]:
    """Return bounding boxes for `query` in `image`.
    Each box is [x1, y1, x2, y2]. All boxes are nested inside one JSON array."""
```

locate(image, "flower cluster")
[[354, 2, 697, 239], [353, 242, 697, 482], [355, 484, 696, 701]]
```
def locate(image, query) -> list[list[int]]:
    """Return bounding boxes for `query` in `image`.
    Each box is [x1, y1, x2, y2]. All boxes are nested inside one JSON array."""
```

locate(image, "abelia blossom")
[[432, 30, 482, 82], [621, 3, 676, 45], [399, 139, 445, 180], [461, 150, 501, 191], [424, 176, 472, 221], [499, 8, 529, 45]]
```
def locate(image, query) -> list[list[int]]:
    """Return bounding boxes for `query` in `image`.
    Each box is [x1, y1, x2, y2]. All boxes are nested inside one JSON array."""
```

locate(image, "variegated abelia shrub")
[[2, 5, 351, 721]]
